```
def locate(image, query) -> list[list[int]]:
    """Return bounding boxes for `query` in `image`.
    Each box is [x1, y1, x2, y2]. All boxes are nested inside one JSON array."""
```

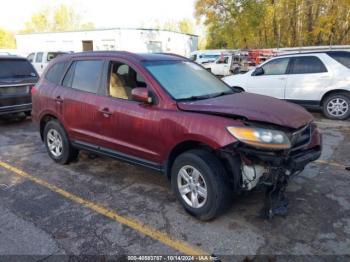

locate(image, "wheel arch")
[[39, 113, 59, 141], [321, 89, 350, 105], [165, 140, 214, 179]]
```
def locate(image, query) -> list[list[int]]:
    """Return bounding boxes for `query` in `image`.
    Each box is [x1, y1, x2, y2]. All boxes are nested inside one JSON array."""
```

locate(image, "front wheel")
[[322, 93, 350, 120], [171, 149, 230, 221]]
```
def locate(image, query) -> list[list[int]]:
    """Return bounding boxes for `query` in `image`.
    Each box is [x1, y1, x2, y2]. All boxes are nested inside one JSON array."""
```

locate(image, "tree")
[[160, 19, 195, 34], [195, 0, 350, 49], [22, 5, 94, 33], [0, 29, 16, 48]]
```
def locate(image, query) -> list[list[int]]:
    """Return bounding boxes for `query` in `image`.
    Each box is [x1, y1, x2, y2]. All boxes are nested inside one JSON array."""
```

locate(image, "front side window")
[[35, 52, 43, 63], [144, 60, 233, 100], [0, 59, 37, 79], [45, 62, 67, 85], [261, 58, 290, 75], [108, 62, 146, 100], [63, 60, 104, 93], [290, 56, 327, 74], [217, 57, 229, 64]]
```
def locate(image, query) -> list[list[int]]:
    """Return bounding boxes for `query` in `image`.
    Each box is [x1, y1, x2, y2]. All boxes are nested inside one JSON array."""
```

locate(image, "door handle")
[[278, 77, 286, 80], [55, 96, 63, 104], [99, 108, 113, 117]]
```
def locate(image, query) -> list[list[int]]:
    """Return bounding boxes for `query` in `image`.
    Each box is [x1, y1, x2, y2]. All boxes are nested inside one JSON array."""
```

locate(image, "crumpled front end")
[[218, 122, 322, 218]]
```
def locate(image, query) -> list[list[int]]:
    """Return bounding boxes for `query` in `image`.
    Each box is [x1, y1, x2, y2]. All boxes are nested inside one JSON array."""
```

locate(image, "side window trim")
[[62, 61, 76, 88]]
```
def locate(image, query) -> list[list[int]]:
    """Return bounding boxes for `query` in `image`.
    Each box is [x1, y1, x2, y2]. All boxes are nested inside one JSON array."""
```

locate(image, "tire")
[[171, 149, 231, 221], [322, 93, 350, 120], [43, 120, 78, 164]]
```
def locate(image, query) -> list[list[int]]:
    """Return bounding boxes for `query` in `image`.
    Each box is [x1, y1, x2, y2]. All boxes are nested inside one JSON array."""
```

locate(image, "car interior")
[[109, 62, 147, 100]]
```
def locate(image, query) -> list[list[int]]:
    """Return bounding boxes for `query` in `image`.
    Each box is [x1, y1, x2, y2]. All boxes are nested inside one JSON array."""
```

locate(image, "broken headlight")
[[227, 126, 291, 150]]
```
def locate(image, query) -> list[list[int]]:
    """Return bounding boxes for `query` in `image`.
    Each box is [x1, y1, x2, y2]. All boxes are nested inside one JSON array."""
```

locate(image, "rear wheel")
[[322, 93, 350, 120], [44, 120, 78, 164], [171, 149, 230, 221]]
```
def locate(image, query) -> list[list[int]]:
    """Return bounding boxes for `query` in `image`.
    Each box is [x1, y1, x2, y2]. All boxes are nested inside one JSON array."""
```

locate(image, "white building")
[[15, 28, 198, 56]]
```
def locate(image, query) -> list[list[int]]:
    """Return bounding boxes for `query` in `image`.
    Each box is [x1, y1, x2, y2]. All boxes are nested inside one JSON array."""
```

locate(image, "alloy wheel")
[[327, 98, 349, 117], [47, 129, 63, 157], [177, 165, 207, 208]]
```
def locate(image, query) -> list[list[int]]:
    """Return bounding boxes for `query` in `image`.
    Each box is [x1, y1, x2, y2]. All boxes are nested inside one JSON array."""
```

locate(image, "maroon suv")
[[32, 51, 322, 220]]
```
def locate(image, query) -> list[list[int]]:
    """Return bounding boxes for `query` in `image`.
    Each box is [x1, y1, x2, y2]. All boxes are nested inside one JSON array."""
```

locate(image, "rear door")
[[285, 56, 331, 104], [245, 57, 290, 99], [59, 59, 106, 143]]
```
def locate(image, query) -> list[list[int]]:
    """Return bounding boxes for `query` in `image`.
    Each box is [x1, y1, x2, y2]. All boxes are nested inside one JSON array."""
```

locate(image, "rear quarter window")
[[327, 52, 350, 69], [45, 62, 67, 85]]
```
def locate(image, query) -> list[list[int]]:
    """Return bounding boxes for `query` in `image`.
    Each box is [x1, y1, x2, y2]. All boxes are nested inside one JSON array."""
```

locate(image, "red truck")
[[32, 51, 322, 220]]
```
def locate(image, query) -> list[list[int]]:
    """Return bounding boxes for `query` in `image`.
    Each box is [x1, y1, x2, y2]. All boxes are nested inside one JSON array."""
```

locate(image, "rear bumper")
[[0, 103, 32, 115]]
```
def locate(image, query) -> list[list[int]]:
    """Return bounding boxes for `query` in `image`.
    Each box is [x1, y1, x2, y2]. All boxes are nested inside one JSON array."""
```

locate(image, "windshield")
[[144, 60, 233, 100], [0, 59, 37, 79]]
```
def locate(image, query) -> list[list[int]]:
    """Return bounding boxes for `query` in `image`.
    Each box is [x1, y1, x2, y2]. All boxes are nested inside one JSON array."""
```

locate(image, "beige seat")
[[110, 73, 128, 99]]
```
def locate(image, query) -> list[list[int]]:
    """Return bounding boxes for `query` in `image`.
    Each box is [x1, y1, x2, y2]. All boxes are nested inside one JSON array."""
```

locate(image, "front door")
[[245, 57, 290, 99], [97, 60, 162, 164]]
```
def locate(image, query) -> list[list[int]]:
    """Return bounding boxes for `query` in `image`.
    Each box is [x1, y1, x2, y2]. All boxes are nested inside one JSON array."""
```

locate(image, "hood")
[[177, 92, 313, 129]]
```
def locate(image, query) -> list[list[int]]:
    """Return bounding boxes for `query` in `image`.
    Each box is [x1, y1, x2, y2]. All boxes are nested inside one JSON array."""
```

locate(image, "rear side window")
[[45, 62, 67, 85], [63, 60, 104, 93], [290, 56, 327, 74], [327, 52, 350, 69], [35, 52, 43, 63], [0, 59, 37, 78]]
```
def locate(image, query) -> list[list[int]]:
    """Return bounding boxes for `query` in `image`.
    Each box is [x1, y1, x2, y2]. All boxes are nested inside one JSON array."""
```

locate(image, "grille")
[[290, 124, 312, 150]]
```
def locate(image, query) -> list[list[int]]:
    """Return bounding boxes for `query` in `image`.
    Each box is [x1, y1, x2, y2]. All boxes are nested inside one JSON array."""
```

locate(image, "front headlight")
[[227, 126, 291, 150]]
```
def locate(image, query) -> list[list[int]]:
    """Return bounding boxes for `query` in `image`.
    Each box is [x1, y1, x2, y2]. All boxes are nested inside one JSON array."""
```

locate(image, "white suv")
[[223, 51, 350, 120]]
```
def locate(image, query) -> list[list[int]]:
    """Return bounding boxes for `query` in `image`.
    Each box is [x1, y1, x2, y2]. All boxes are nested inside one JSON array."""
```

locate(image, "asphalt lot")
[[0, 113, 349, 260]]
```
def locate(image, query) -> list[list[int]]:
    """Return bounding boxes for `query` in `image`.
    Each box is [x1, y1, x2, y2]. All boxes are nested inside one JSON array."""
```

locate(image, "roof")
[[0, 55, 26, 60], [60, 51, 187, 62], [16, 27, 198, 38], [277, 50, 350, 57]]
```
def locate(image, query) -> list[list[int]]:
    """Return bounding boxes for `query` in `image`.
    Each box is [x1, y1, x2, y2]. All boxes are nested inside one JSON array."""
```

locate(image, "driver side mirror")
[[252, 67, 264, 76], [131, 88, 153, 104]]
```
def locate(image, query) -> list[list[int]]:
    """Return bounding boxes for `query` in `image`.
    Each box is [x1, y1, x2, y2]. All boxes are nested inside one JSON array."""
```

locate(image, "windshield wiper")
[[178, 90, 234, 101], [209, 90, 234, 98]]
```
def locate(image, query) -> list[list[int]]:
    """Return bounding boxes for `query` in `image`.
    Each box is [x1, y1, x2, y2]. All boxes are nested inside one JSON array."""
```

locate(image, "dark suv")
[[32, 52, 322, 220], [0, 56, 38, 118]]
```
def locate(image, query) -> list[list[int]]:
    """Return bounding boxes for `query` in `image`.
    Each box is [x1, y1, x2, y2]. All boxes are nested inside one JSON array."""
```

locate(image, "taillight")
[[31, 86, 38, 95]]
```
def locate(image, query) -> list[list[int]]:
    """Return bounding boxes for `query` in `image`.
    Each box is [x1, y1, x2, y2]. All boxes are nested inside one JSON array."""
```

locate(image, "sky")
[[0, 0, 199, 33]]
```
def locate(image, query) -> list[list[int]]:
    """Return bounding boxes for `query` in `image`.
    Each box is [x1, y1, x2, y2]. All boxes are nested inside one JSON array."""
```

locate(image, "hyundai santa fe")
[[223, 51, 350, 120], [32, 51, 322, 220]]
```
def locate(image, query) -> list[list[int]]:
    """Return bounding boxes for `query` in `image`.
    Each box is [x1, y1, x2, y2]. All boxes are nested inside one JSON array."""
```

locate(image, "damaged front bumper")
[[218, 122, 322, 218]]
